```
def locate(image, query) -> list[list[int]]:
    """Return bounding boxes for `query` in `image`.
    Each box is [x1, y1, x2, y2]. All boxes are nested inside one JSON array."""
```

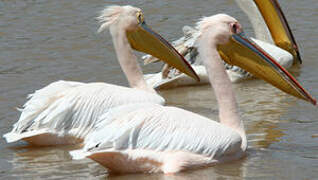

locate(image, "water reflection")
[[8, 144, 108, 179], [107, 159, 246, 180]]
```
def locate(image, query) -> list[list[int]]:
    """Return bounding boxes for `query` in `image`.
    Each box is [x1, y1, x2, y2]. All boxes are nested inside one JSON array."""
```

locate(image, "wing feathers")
[[81, 104, 242, 159], [4, 82, 164, 143]]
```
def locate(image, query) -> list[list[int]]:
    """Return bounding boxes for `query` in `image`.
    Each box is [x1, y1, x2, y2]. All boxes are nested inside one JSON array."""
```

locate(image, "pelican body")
[[143, 0, 302, 89], [3, 5, 198, 146], [71, 11, 316, 174]]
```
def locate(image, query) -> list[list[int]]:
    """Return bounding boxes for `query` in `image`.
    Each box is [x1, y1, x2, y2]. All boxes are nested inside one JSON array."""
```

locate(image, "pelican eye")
[[136, 11, 144, 23], [232, 24, 237, 34]]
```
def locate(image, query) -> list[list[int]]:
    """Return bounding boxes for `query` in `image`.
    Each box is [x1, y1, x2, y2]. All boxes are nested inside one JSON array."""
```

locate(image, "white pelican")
[[70, 14, 316, 174], [3, 5, 199, 146], [143, 0, 303, 89]]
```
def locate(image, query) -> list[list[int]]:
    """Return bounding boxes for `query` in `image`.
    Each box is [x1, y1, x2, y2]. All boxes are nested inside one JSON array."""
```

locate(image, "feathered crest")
[[97, 5, 123, 33], [196, 14, 235, 32], [196, 16, 210, 33]]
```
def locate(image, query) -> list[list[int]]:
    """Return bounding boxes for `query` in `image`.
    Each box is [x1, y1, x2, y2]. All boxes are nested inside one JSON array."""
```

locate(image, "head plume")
[[97, 5, 141, 33], [97, 5, 124, 33], [196, 14, 237, 33]]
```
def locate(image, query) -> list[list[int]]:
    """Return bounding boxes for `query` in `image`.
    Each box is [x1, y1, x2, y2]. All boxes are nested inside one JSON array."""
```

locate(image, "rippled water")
[[1, 0, 317, 179]]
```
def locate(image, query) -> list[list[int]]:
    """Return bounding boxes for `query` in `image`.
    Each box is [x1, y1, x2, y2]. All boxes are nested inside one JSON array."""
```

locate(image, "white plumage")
[[70, 103, 243, 173], [77, 104, 241, 155], [4, 81, 164, 145]]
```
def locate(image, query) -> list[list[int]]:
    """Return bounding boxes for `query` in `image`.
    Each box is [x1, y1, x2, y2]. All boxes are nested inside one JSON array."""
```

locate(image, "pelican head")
[[197, 14, 316, 105], [196, 14, 242, 45], [97, 5, 199, 81], [97, 5, 143, 33]]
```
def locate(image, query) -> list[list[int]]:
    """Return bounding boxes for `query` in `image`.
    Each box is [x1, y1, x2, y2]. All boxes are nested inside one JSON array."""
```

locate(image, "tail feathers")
[[70, 149, 91, 160], [3, 129, 50, 143], [3, 132, 21, 143]]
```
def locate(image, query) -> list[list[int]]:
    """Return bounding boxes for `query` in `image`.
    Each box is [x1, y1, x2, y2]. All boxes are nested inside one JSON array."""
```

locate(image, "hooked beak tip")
[[296, 51, 302, 64]]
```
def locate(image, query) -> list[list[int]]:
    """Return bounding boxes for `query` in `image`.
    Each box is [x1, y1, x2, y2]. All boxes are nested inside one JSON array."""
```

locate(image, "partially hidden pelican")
[[3, 5, 199, 146], [143, 0, 303, 89], [70, 14, 316, 174]]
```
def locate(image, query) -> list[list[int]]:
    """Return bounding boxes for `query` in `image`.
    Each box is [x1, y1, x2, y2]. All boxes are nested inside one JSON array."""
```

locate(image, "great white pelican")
[[3, 5, 199, 146], [143, 0, 303, 89], [70, 13, 315, 174]]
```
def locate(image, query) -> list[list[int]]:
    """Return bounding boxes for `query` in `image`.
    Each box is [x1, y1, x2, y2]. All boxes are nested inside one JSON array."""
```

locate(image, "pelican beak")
[[126, 21, 200, 81], [254, 0, 302, 64], [218, 32, 316, 105]]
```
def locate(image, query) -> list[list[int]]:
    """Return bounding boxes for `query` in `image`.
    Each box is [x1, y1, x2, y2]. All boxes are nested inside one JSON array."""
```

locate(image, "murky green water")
[[0, 0, 317, 179]]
